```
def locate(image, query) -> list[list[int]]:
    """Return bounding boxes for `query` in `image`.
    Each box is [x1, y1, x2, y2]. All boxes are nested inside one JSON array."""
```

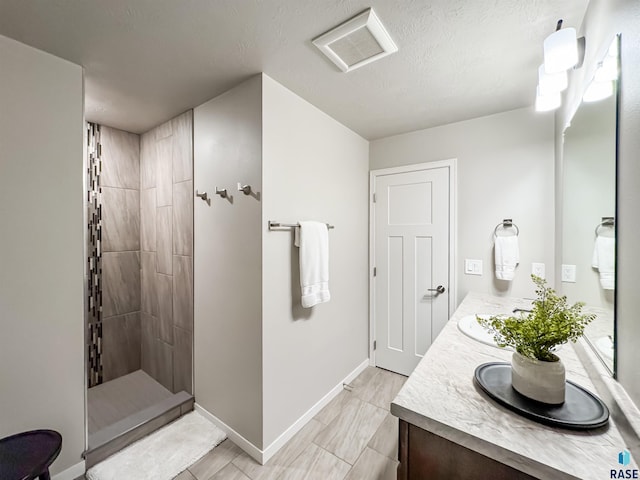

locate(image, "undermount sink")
[[458, 314, 512, 350], [458, 314, 562, 353]]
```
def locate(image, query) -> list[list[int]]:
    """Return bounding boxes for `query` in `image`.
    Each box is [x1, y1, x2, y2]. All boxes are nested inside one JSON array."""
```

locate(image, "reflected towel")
[[495, 235, 520, 281], [592, 236, 615, 290], [295, 221, 330, 308]]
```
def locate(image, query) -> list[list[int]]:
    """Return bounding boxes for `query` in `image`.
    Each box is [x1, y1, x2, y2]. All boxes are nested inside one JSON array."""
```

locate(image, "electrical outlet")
[[465, 259, 483, 276], [562, 264, 577, 283], [531, 262, 546, 279]]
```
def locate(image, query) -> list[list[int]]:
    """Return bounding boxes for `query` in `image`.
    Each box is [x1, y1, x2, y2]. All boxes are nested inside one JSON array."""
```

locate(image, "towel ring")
[[595, 218, 615, 236], [494, 220, 519, 237]]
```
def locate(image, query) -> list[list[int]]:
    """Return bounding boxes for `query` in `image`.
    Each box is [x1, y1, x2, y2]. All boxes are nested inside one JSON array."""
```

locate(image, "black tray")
[[474, 362, 609, 430]]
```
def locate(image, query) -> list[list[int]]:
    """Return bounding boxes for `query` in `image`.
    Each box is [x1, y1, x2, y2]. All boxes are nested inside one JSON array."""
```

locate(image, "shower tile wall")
[[87, 124, 103, 387], [140, 111, 193, 394], [100, 126, 142, 383]]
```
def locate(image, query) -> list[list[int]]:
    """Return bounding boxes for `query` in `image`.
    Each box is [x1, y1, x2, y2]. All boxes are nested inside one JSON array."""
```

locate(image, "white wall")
[[194, 77, 264, 448], [557, 0, 640, 406], [370, 108, 555, 305], [0, 35, 85, 475], [261, 74, 369, 448]]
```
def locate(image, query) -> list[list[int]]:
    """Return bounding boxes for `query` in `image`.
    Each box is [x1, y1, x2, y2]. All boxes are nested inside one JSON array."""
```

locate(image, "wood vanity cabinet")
[[397, 420, 538, 480]]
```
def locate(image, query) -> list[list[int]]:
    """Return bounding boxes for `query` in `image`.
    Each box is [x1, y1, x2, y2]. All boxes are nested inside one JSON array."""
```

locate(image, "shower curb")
[[84, 391, 193, 469]]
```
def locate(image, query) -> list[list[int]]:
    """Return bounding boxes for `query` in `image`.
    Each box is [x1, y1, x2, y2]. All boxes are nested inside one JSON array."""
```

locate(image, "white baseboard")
[[52, 460, 86, 480], [261, 358, 370, 462], [196, 358, 369, 465], [194, 403, 264, 463]]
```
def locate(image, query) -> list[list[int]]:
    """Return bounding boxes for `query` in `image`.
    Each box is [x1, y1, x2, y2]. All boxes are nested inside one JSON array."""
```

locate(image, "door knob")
[[428, 285, 446, 294]]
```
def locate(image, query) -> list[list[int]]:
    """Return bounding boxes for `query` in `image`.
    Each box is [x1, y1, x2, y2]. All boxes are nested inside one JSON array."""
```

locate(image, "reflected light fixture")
[[583, 36, 618, 102], [594, 55, 618, 82], [582, 37, 620, 102], [583, 80, 613, 102], [543, 20, 578, 73]]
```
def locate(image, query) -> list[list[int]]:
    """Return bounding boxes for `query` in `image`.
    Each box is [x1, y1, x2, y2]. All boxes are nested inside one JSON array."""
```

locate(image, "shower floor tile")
[[88, 369, 173, 434]]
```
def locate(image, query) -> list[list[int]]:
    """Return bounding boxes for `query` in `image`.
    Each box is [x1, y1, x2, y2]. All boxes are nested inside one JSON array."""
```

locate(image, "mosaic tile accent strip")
[[87, 122, 104, 387]]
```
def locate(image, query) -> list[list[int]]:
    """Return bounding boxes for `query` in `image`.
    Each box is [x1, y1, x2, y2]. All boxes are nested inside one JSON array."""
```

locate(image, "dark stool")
[[0, 430, 62, 480]]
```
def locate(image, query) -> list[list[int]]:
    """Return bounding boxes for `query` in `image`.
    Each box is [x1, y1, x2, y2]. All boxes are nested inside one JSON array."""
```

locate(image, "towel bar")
[[268, 221, 334, 230]]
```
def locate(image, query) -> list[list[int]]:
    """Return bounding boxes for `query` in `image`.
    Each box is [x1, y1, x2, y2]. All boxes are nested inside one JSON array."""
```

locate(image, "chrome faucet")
[[512, 308, 533, 314]]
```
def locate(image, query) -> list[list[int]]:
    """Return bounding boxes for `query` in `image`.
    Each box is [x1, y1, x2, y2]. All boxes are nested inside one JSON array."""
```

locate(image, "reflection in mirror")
[[561, 35, 619, 375]]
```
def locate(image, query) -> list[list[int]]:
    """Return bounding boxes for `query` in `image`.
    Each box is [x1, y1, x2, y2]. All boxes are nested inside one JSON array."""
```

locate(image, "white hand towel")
[[295, 221, 330, 308], [495, 235, 520, 281], [592, 236, 615, 290]]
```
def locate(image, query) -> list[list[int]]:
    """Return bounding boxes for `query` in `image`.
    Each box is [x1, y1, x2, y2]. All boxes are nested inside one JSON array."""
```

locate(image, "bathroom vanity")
[[391, 292, 637, 480]]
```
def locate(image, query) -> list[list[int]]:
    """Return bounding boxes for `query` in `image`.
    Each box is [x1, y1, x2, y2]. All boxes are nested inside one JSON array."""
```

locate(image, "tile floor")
[[79, 366, 406, 480]]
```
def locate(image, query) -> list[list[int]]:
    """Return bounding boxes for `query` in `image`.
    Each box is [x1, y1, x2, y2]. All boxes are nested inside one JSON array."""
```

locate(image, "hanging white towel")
[[295, 221, 330, 308], [592, 236, 615, 290], [495, 235, 520, 281]]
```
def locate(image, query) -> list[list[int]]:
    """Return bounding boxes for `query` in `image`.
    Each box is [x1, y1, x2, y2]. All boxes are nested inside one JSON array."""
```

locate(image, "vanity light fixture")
[[535, 86, 561, 112], [535, 19, 583, 113], [538, 64, 568, 95], [543, 20, 578, 74]]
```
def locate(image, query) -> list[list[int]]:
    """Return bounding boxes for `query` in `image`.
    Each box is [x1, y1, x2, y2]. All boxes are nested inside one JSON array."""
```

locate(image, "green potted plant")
[[478, 275, 595, 404]]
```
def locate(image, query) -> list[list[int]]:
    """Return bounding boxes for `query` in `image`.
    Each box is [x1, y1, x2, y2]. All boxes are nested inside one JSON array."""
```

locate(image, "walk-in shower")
[[85, 114, 194, 467]]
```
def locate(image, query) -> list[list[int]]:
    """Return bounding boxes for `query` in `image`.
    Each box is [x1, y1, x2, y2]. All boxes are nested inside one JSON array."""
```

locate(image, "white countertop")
[[391, 292, 638, 480]]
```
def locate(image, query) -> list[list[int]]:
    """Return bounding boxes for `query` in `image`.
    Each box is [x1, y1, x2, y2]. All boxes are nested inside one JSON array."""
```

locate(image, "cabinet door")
[[398, 420, 538, 480]]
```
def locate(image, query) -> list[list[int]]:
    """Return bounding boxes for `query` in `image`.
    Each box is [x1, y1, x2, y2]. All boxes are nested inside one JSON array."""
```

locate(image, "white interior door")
[[372, 163, 452, 376]]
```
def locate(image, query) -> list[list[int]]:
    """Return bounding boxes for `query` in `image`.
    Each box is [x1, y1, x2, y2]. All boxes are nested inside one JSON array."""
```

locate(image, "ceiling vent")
[[312, 8, 398, 73]]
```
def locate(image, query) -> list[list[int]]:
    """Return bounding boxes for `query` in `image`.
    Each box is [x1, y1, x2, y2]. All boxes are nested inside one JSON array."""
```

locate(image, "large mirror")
[[561, 35, 619, 374]]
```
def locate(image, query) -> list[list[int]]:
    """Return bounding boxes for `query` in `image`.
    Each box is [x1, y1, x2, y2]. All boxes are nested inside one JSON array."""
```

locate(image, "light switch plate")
[[531, 262, 546, 279], [562, 264, 577, 283], [465, 259, 483, 276]]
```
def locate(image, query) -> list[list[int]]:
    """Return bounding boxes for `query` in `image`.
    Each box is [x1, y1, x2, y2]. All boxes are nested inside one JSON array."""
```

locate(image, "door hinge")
[[373, 340, 377, 350], [372, 193, 376, 203], [373, 267, 377, 277]]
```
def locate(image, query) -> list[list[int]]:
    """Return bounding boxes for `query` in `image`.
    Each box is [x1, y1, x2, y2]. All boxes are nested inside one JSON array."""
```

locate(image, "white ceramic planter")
[[511, 351, 566, 405]]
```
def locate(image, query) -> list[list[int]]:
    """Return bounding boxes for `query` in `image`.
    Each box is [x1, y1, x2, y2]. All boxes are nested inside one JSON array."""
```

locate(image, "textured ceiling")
[[0, 0, 588, 139]]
